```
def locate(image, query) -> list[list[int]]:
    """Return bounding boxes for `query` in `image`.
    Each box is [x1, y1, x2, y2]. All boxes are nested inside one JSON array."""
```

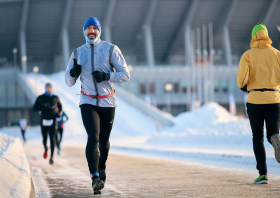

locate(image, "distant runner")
[[33, 82, 62, 165], [65, 17, 130, 194], [56, 110, 68, 154], [237, 23, 280, 184], [19, 116, 27, 143]]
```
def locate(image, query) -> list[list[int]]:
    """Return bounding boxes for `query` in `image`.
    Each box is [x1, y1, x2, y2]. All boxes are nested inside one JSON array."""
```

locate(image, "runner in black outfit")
[[33, 82, 62, 165]]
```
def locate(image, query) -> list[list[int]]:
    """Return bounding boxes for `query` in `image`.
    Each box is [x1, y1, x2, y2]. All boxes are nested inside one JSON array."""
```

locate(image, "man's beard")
[[87, 33, 97, 40]]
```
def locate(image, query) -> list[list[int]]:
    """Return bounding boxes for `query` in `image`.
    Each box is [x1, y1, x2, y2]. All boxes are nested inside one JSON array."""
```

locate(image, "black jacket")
[[33, 94, 62, 120]]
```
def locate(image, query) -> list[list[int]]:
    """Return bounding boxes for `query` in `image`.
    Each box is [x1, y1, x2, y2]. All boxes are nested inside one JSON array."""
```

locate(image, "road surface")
[[24, 142, 280, 197]]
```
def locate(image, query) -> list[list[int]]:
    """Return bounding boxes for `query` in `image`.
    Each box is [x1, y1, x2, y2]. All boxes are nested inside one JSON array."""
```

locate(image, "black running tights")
[[21, 129, 26, 141], [247, 103, 280, 175], [56, 128, 63, 148], [80, 104, 115, 174], [41, 119, 57, 158]]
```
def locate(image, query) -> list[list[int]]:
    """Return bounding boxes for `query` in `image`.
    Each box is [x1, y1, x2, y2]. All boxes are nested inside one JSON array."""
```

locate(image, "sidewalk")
[[24, 141, 280, 197]]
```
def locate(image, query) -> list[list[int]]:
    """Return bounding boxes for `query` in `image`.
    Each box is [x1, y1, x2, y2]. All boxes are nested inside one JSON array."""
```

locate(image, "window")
[[0, 82, 5, 107], [7, 82, 16, 106], [174, 83, 179, 93], [191, 87, 197, 93], [221, 80, 228, 93], [140, 83, 146, 94], [7, 110, 22, 125], [149, 83, 155, 94], [180, 81, 187, 93], [17, 84, 25, 107], [222, 87, 228, 93], [214, 80, 219, 93]]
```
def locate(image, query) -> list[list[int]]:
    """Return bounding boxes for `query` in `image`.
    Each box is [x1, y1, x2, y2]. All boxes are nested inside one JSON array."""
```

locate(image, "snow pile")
[[147, 102, 256, 147], [25, 72, 157, 138], [0, 132, 32, 198], [1, 126, 42, 140]]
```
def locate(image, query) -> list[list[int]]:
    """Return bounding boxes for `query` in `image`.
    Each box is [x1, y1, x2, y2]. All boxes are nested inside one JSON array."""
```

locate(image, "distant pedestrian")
[[56, 110, 68, 154], [33, 82, 62, 165], [19, 116, 27, 142], [237, 23, 280, 184]]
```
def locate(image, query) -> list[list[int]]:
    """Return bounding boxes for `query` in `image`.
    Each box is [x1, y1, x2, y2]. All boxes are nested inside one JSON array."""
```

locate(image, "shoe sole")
[[93, 180, 104, 193], [254, 180, 268, 184], [271, 134, 280, 163], [94, 191, 101, 195]]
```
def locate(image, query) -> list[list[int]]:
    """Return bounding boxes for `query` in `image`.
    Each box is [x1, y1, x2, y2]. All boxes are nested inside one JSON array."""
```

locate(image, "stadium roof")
[[0, 0, 279, 73]]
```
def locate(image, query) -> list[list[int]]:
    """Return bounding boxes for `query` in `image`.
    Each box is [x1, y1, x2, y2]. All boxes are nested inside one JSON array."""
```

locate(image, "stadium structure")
[[0, 0, 280, 126]]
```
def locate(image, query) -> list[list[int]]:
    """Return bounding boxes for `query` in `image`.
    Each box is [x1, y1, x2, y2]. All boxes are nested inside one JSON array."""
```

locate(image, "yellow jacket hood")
[[250, 30, 272, 49]]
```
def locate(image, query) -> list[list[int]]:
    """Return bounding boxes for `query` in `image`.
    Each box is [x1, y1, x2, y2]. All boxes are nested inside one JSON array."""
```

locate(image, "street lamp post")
[[13, 48, 17, 70], [33, 66, 39, 93], [164, 83, 173, 114]]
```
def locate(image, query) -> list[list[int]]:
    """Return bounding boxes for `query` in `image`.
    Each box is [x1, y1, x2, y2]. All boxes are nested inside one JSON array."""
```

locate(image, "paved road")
[[24, 143, 280, 197]]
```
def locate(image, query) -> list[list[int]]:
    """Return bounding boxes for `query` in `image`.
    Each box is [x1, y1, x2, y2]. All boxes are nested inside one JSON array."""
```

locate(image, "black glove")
[[240, 84, 247, 92], [92, 71, 106, 83], [70, 59, 82, 78]]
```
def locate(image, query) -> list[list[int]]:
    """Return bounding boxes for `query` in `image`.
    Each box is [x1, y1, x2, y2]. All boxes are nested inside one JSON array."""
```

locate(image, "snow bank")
[[0, 132, 32, 198], [26, 72, 157, 138], [1, 126, 42, 140], [147, 102, 270, 148]]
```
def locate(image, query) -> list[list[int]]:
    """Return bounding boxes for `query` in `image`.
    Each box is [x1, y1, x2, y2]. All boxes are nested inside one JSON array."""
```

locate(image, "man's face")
[[46, 86, 52, 93], [85, 25, 99, 40]]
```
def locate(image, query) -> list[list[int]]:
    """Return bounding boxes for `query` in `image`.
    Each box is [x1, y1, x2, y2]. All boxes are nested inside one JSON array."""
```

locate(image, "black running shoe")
[[92, 176, 104, 193], [99, 169, 106, 184], [49, 157, 54, 165], [94, 190, 101, 195]]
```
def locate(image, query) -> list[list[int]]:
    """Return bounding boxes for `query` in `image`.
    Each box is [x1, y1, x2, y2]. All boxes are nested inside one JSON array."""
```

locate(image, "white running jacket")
[[65, 40, 130, 107]]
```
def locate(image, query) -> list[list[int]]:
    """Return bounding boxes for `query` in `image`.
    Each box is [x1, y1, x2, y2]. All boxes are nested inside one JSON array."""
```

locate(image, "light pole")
[[13, 48, 17, 70], [164, 83, 173, 114], [33, 66, 39, 93]]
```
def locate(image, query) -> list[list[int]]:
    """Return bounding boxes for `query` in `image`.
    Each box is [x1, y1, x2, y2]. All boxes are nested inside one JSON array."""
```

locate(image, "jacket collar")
[[250, 30, 272, 49], [85, 39, 101, 48]]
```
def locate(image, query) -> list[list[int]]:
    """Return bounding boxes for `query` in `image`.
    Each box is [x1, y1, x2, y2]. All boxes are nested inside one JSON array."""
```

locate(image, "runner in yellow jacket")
[[237, 23, 280, 184]]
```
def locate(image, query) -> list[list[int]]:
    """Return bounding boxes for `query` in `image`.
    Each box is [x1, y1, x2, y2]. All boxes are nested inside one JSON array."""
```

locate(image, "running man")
[[56, 109, 68, 154], [19, 116, 27, 142], [237, 23, 280, 184], [33, 82, 62, 165], [65, 17, 130, 194]]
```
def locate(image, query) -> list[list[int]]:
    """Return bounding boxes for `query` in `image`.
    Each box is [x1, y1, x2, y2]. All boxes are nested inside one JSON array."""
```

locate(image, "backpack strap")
[[109, 44, 115, 72]]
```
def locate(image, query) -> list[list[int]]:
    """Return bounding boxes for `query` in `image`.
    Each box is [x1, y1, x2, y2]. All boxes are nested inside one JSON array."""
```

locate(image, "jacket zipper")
[[91, 44, 99, 106]]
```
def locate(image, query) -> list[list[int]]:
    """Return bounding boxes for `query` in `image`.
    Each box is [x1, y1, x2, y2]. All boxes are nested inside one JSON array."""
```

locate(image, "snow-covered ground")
[[0, 133, 32, 198]]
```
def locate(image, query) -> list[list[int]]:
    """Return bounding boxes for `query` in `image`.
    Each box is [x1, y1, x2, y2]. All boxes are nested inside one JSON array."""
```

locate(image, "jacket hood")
[[250, 30, 272, 49]]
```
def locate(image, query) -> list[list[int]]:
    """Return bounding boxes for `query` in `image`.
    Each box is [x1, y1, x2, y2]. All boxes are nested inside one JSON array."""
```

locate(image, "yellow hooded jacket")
[[237, 30, 280, 104]]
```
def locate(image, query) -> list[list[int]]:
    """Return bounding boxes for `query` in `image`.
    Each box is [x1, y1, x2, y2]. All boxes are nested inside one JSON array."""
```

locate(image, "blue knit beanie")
[[83, 17, 101, 32]]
